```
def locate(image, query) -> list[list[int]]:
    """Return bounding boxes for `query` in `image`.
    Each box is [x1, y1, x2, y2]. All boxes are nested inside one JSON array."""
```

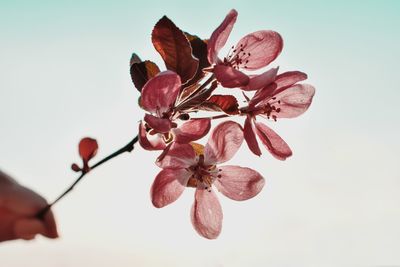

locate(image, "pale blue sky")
[[1, 1, 400, 266]]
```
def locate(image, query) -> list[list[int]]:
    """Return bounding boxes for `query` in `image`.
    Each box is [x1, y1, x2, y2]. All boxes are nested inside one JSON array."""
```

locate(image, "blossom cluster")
[[130, 9, 315, 239]]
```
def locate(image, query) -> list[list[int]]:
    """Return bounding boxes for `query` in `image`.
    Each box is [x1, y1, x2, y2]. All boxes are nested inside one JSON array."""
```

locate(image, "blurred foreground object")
[[0, 170, 58, 242]]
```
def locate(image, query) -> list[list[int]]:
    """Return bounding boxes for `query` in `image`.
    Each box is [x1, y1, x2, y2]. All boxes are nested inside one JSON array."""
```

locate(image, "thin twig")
[[36, 135, 139, 219]]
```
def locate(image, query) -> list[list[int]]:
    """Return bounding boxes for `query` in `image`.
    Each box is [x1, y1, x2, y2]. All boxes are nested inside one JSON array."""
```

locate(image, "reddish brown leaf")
[[129, 53, 142, 66], [177, 82, 199, 104], [79, 137, 98, 163], [185, 32, 210, 86], [130, 60, 161, 92], [178, 81, 218, 111], [200, 95, 240, 115], [152, 16, 199, 83], [71, 163, 81, 172]]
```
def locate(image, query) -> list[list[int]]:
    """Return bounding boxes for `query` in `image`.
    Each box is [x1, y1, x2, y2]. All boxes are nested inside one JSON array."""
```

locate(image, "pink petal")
[[241, 67, 279, 91], [243, 116, 261, 156], [207, 9, 238, 64], [190, 189, 223, 239], [204, 121, 244, 165], [144, 114, 172, 133], [151, 169, 190, 208], [140, 71, 181, 113], [275, 71, 308, 91], [173, 118, 211, 143], [269, 84, 315, 118], [213, 64, 249, 88], [255, 122, 292, 160], [138, 122, 166, 151], [156, 143, 196, 169], [249, 82, 277, 108], [233, 30, 283, 70], [214, 165, 265, 201], [251, 71, 308, 107]]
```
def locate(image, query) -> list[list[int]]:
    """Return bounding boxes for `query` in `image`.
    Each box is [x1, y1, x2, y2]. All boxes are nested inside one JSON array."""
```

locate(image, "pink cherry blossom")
[[243, 71, 315, 159], [151, 121, 265, 239], [138, 70, 211, 150], [208, 9, 283, 90]]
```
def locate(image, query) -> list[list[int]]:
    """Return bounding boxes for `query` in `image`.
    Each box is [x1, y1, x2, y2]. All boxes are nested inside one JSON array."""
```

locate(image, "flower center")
[[223, 44, 250, 69], [144, 121, 178, 144], [186, 155, 222, 191], [254, 98, 282, 121]]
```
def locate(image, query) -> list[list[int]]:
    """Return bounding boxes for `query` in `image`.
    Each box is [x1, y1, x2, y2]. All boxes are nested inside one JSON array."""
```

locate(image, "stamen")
[[162, 132, 174, 143]]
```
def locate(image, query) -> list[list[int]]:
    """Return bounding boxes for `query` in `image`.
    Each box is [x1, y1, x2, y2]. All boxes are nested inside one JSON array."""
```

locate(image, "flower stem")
[[36, 135, 139, 219], [175, 74, 216, 110], [193, 114, 230, 120]]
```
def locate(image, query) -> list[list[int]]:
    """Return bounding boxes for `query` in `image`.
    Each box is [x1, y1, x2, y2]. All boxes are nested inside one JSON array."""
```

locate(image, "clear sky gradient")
[[1, 0, 399, 266]]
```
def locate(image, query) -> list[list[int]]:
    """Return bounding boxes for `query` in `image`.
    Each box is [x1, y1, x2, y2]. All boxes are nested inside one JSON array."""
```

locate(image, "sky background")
[[0, 0, 399, 266]]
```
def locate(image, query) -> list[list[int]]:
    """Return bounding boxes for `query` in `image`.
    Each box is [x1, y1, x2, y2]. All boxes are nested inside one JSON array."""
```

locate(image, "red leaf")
[[185, 32, 210, 86], [152, 16, 199, 83], [71, 163, 81, 172], [79, 137, 98, 163], [130, 60, 161, 92], [200, 95, 240, 115], [129, 53, 142, 66]]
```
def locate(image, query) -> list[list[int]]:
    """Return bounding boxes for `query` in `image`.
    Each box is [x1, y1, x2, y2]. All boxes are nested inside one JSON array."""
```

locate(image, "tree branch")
[[36, 135, 139, 219]]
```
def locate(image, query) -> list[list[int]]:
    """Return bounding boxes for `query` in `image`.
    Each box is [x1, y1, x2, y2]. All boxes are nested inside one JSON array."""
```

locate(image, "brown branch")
[[36, 135, 139, 219]]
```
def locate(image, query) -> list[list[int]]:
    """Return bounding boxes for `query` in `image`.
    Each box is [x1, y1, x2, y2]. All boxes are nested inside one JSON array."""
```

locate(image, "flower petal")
[[274, 71, 308, 91], [156, 143, 196, 169], [241, 67, 279, 91], [233, 30, 283, 70], [214, 165, 265, 201], [251, 71, 308, 107], [140, 70, 181, 113], [269, 84, 315, 119], [144, 114, 172, 133], [190, 189, 223, 239], [213, 64, 249, 88], [207, 9, 238, 64], [151, 169, 190, 208], [243, 116, 261, 156], [249, 82, 277, 108], [255, 122, 292, 160], [204, 121, 244, 164], [173, 119, 211, 144], [138, 122, 166, 151]]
